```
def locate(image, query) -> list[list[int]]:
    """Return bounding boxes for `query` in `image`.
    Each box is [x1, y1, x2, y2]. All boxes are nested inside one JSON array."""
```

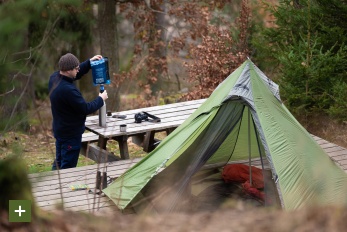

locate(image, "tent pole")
[[248, 108, 252, 186]]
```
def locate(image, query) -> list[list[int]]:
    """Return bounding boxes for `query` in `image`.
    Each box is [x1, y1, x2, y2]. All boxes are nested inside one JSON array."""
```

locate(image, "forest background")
[[0, 0, 347, 173], [1, 0, 347, 230]]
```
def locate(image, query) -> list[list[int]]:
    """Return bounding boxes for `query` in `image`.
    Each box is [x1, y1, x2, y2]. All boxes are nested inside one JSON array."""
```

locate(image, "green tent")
[[103, 59, 347, 212]]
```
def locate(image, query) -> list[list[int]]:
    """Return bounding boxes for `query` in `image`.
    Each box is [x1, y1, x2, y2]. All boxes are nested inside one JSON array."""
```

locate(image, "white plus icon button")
[[14, 205, 26, 217]]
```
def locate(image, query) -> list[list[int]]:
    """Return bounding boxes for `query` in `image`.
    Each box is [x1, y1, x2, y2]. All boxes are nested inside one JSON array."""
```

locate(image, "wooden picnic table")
[[83, 99, 206, 162]]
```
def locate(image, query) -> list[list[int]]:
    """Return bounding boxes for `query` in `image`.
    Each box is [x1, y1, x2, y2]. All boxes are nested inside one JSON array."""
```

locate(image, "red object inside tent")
[[222, 163, 265, 201]]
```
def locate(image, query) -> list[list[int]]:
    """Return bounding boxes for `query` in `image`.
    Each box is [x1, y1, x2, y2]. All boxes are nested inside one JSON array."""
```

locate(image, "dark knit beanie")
[[58, 53, 80, 71]]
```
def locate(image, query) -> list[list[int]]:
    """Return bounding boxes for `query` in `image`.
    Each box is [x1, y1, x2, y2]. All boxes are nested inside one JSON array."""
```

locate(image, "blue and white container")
[[91, 57, 110, 86]]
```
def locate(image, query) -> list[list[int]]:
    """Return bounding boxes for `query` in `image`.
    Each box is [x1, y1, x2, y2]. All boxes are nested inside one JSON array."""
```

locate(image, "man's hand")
[[90, 55, 102, 61], [99, 90, 108, 101]]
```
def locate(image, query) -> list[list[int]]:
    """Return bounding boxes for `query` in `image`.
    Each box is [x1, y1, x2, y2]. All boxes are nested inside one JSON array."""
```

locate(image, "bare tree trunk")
[[98, 0, 121, 111], [149, 1, 167, 96], [78, 4, 98, 102]]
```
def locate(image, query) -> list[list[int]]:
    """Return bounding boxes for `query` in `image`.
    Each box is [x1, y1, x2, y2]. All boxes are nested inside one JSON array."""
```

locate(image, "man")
[[49, 53, 108, 170]]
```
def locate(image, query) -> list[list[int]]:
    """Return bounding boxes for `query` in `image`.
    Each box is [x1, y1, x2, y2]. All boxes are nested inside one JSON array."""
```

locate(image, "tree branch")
[[0, 85, 15, 97]]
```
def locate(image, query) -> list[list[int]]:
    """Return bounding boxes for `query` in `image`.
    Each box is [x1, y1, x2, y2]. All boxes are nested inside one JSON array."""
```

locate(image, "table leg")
[[98, 136, 108, 150], [143, 128, 176, 153], [115, 135, 129, 160], [143, 131, 156, 152]]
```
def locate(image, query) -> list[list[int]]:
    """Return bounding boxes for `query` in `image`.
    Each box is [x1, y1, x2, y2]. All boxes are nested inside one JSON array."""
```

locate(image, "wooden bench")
[[81, 133, 120, 163], [81, 133, 99, 155]]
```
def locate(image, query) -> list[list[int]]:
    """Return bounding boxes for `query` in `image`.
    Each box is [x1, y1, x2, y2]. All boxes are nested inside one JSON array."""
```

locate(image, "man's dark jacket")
[[49, 59, 104, 139]]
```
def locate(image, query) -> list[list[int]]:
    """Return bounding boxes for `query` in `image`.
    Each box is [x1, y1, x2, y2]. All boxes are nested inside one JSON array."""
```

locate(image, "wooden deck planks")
[[28, 158, 141, 214], [28, 135, 347, 214], [314, 135, 347, 170]]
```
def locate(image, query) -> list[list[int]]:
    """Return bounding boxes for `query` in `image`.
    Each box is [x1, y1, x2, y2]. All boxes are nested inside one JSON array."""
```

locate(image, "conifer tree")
[[253, 0, 347, 120]]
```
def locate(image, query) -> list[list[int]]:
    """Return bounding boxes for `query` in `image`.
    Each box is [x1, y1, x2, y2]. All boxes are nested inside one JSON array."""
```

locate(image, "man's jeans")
[[52, 135, 82, 170]]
